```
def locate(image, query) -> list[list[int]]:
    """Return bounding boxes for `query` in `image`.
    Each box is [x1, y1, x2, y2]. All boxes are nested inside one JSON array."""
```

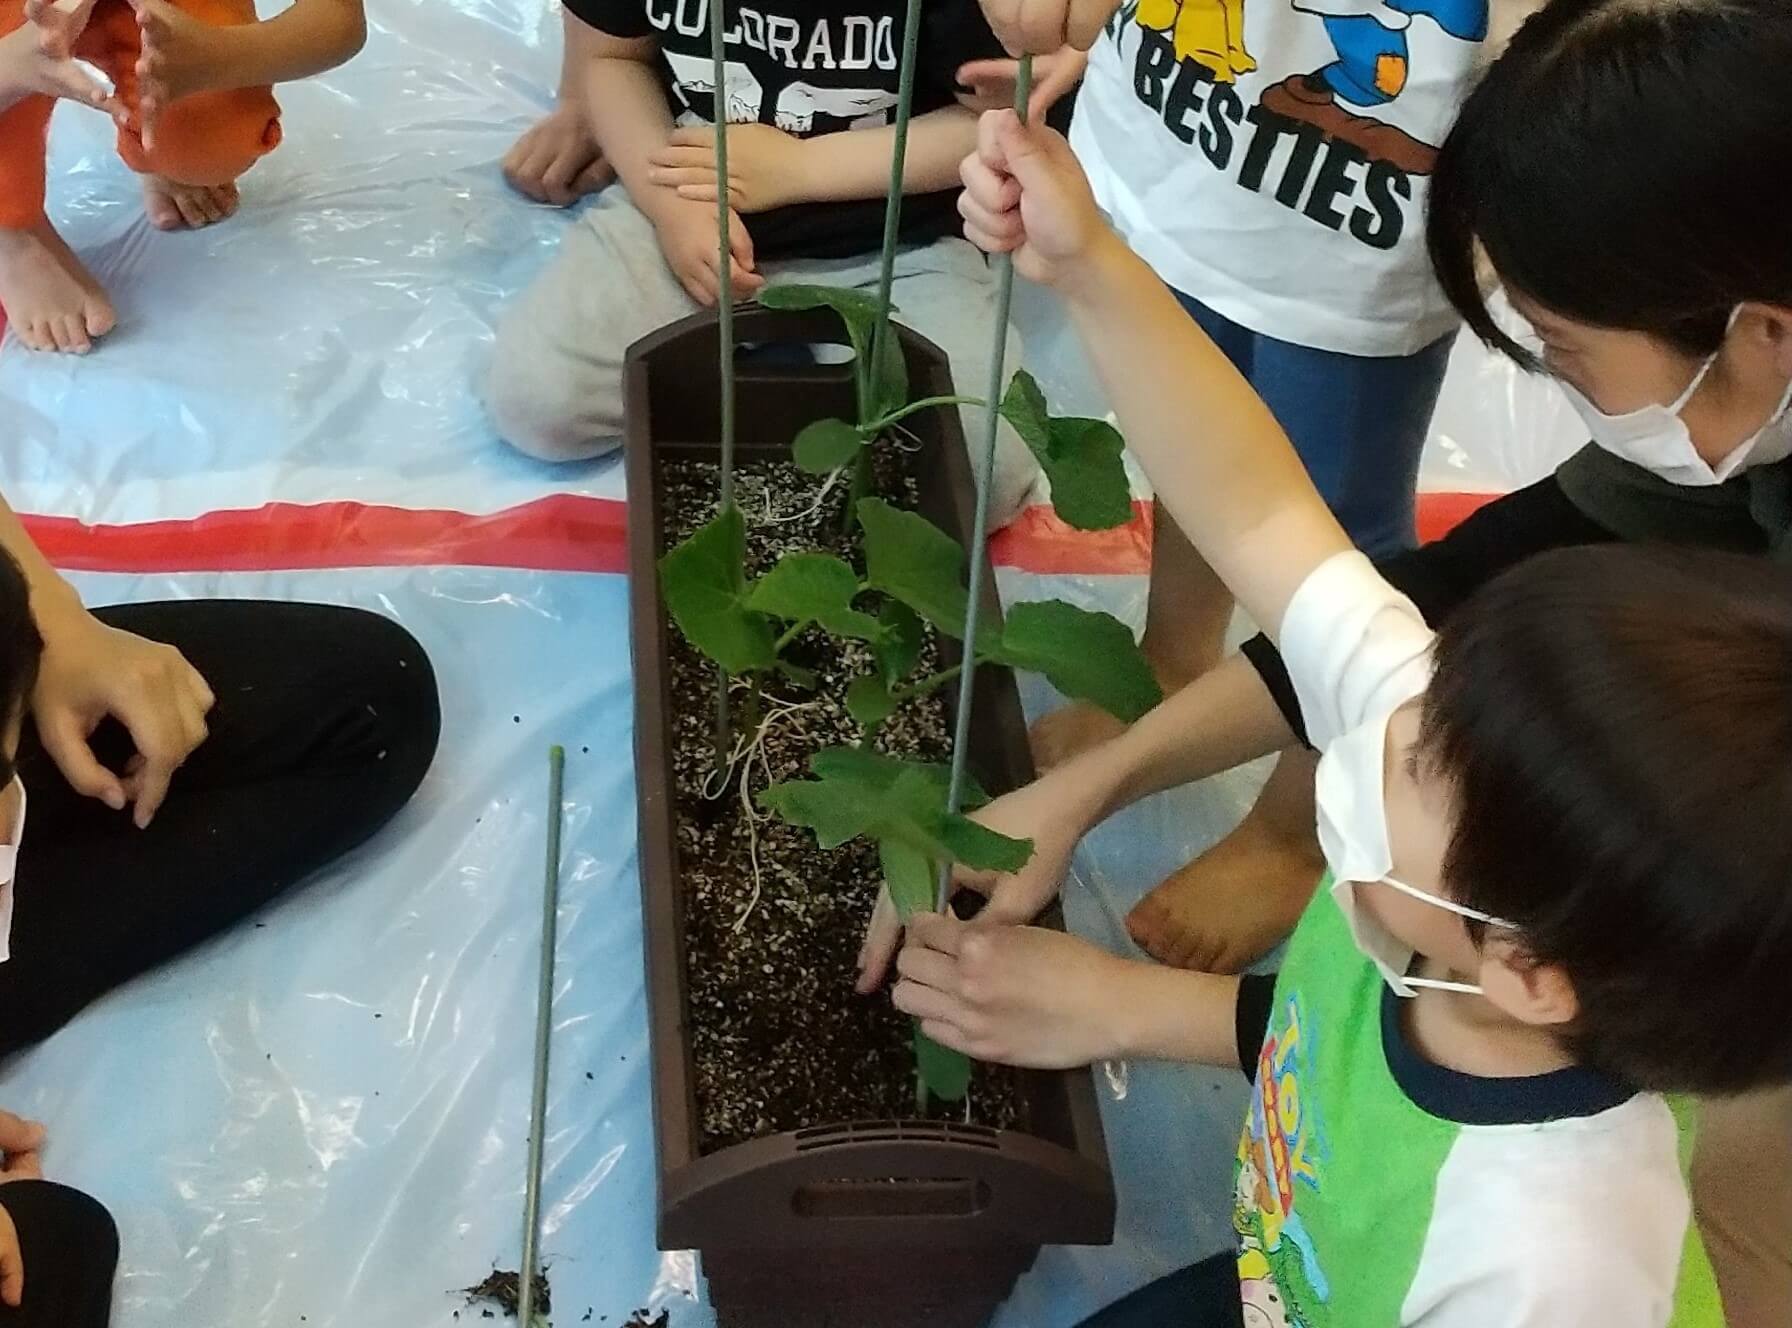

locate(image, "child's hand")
[[503, 106, 614, 208], [0, 1200, 20, 1308], [856, 770, 1093, 993], [980, 0, 1120, 55], [956, 47, 1087, 121], [4, 0, 117, 110], [31, 599, 215, 828], [958, 109, 1108, 287], [892, 913, 1139, 1069], [651, 195, 764, 307], [648, 123, 814, 215], [133, 0, 227, 149], [0, 1113, 45, 1188]]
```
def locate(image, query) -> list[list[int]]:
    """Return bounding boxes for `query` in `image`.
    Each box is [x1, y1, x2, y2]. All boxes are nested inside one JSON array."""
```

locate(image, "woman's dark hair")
[[1429, 0, 1792, 367], [1421, 544, 1792, 1094], [0, 548, 42, 785]]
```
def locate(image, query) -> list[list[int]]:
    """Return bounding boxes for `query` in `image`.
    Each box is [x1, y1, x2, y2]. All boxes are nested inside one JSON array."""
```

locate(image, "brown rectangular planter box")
[[625, 305, 1116, 1328]]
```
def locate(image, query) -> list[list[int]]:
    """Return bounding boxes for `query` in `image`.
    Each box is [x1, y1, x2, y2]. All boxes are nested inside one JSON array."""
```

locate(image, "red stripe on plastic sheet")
[[13, 490, 1498, 578]]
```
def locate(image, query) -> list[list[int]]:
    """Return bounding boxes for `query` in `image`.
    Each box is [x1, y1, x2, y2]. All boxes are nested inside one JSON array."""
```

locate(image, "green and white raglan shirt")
[[1234, 551, 1727, 1328]]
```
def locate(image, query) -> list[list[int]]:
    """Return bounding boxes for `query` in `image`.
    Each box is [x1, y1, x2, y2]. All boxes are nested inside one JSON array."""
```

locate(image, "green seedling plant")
[[674, 8, 1130, 1106], [661, 479, 1159, 1105]]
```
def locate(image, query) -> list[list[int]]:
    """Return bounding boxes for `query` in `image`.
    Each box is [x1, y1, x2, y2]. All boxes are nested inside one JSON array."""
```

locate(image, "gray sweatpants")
[[486, 189, 1041, 526]]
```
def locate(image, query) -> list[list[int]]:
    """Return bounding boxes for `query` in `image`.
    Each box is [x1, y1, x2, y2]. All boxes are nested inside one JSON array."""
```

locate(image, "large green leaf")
[[916, 1028, 972, 1102], [994, 599, 1162, 722], [658, 504, 776, 674], [1000, 371, 1133, 532], [762, 749, 1026, 872], [759, 282, 886, 329], [858, 499, 969, 634], [791, 418, 865, 475], [872, 600, 924, 688], [745, 552, 879, 639]]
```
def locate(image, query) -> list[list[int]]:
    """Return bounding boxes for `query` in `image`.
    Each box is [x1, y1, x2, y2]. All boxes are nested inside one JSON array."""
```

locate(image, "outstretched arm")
[[134, 0, 366, 118], [959, 110, 1354, 646], [893, 913, 1244, 1069]]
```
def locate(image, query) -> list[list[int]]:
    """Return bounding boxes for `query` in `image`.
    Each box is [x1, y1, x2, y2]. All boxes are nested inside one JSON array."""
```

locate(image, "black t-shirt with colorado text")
[[563, 0, 1001, 260]]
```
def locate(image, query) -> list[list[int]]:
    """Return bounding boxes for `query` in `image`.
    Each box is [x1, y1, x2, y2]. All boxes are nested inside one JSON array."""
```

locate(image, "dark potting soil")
[[662, 454, 1022, 1154], [461, 1270, 550, 1318]]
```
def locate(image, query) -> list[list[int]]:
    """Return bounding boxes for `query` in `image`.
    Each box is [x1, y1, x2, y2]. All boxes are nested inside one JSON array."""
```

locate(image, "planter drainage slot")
[[794, 1120, 1000, 1151], [792, 1178, 993, 1220]]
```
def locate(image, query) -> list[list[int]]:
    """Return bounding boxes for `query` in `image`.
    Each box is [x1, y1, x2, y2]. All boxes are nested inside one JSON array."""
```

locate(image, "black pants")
[[0, 1181, 118, 1326], [1, 599, 441, 1054], [1076, 1252, 1244, 1328]]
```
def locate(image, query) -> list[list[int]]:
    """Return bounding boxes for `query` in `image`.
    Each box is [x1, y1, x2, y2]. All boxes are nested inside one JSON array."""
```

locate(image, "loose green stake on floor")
[[518, 745, 566, 1328]]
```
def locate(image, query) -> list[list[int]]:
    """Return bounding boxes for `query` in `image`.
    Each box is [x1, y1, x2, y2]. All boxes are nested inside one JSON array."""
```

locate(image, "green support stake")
[[938, 57, 1034, 910], [709, 0, 737, 767], [517, 746, 567, 1328], [865, 0, 925, 408]]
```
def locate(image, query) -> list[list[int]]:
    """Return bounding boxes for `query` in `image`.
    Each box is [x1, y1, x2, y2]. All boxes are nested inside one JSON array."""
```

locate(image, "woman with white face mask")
[[871, 2, 1792, 1325]]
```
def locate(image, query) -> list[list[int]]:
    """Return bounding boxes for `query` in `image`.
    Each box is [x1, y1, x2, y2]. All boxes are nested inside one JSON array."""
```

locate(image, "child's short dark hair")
[[1428, 0, 1792, 368], [1421, 545, 1792, 1094], [0, 549, 43, 784]]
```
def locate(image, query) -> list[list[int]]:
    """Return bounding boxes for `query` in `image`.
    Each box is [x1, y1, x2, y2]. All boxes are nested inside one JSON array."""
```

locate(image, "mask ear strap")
[[1380, 874, 1517, 930]]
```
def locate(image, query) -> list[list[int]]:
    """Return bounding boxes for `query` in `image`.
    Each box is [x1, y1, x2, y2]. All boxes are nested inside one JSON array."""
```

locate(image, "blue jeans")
[[1173, 291, 1452, 560]]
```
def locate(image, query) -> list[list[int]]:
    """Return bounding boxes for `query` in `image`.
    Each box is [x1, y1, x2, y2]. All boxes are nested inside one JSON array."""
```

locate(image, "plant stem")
[[516, 747, 566, 1328], [890, 663, 963, 702], [938, 56, 1033, 911], [865, 0, 925, 425], [774, 620, 808, 653], [841, 448, 874, 535], [865, 394, 987, 432], [743, 673, 764, 738]]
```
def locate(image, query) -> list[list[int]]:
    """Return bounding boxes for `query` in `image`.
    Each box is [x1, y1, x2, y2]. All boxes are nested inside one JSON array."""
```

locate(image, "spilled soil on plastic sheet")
[[661, 451, 1021, 1154]]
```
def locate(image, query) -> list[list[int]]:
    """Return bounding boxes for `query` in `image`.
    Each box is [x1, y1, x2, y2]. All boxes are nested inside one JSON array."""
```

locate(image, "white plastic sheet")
[[0, 0, 1572, 1321]]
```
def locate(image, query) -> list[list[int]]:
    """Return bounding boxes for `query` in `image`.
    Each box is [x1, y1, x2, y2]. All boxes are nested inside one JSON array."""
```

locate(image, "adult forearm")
[[1048, 651, 1295, 837], [795, 107, 979, 203], [1058, 235, 1353, 642]]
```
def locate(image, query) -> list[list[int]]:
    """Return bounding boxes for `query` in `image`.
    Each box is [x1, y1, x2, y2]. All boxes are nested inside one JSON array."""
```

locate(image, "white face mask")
[[1561, 309, 1792, 488], [1314, 710, 1513, 998], [0, 777, 23, 966]]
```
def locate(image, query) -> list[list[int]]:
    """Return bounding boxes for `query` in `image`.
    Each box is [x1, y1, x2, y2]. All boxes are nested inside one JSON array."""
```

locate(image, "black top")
[[1244, 453, 1789, 746], [564, 0, 1003, 261]]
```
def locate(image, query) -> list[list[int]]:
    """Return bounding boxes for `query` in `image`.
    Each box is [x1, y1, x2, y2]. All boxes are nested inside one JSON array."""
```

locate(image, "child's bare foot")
[[1126, 819, 1324, 971], [1125, 749, 1323, 971], [0, 221, 115, 354], [141, 176, 239, 231]]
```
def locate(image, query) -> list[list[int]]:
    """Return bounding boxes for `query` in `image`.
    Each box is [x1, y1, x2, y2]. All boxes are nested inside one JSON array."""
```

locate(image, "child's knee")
[[485, 337, 621, 464], [119, 88, 282, 185]]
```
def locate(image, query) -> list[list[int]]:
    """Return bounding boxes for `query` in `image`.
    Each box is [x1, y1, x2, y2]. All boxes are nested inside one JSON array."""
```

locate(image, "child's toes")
[[83, 296, 117, 340], [55, 314, 91, 354], [143, 190, 182, 230]]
